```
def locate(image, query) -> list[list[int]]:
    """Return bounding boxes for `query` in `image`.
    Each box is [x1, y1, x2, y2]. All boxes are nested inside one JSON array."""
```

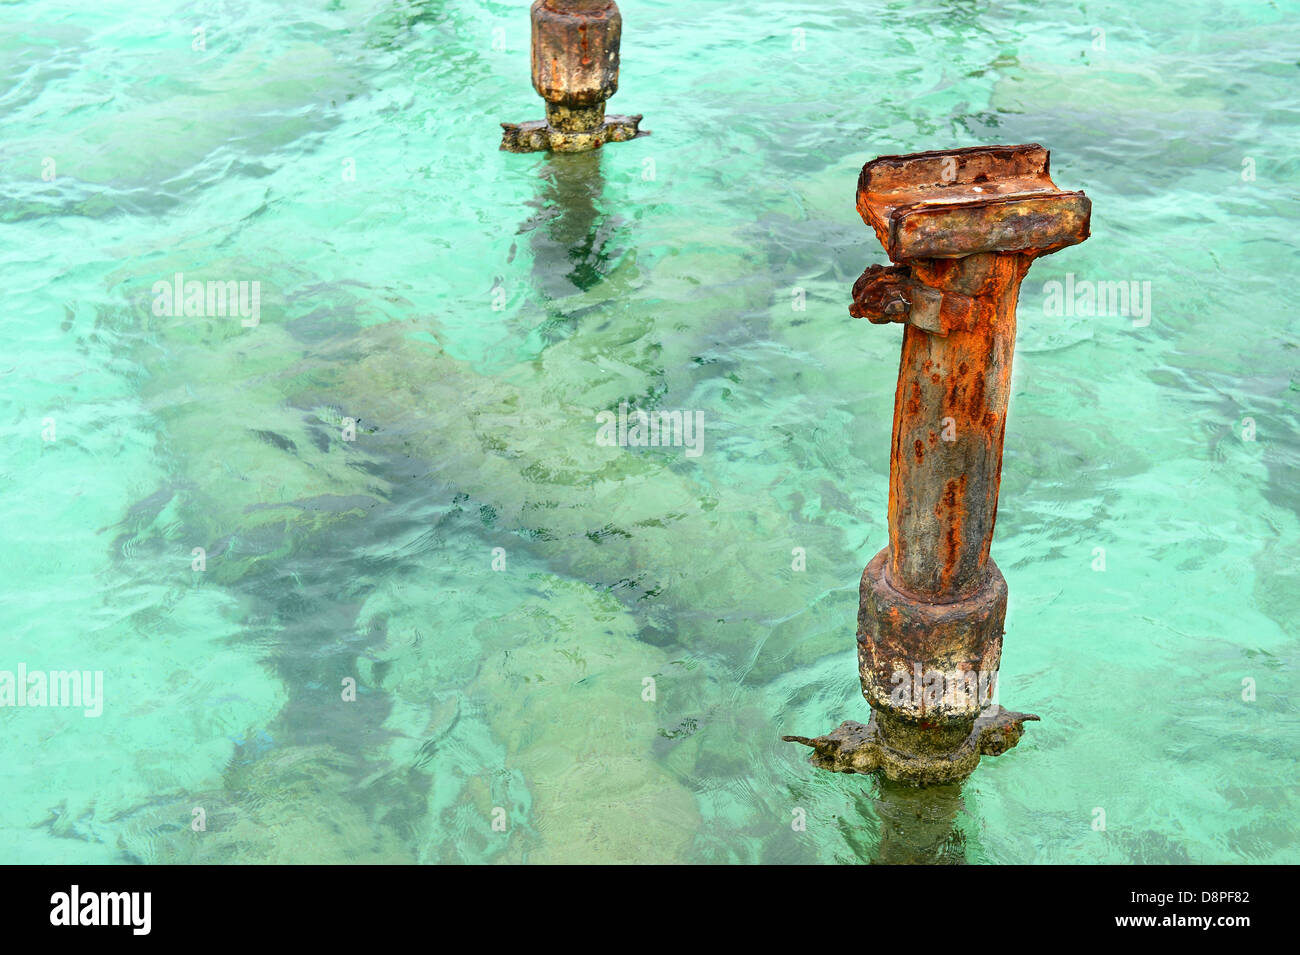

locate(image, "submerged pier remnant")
[[500, 0, 647, 153], [786, 144, 1091, 784]]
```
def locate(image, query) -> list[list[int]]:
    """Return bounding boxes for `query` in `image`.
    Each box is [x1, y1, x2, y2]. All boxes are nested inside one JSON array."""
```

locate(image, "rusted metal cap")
[[857, 143, 1090, 261], [531, 0, 622, 107]]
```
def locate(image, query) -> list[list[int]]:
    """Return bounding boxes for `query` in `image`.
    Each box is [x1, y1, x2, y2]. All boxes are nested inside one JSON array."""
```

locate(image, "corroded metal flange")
[[501, 114, 646, 153], [783, 705, 1039, 785]]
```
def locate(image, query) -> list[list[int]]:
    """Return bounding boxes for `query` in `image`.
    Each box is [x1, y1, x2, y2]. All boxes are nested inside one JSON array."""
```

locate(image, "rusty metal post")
[[501, 0, 647, 153], [786, 144, 1090, 784]]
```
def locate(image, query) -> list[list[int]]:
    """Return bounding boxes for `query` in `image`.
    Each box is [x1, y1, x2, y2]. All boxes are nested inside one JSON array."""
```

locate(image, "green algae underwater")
[[2, 0, 1298, 864]]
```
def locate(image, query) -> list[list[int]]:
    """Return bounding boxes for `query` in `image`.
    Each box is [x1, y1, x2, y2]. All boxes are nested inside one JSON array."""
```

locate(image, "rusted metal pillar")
[[501, 0, 647, 153], [786, 144, 1090, 784]]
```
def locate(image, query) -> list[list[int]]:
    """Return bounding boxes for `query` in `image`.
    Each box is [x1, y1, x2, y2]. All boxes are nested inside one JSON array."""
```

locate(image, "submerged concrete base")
[[500, 114, 647, 153], [783, 704, 1038, 784]]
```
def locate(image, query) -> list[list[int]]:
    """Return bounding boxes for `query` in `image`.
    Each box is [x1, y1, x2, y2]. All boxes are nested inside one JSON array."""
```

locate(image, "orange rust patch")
[[939, 473, 968, 587], [969, 373, 985, 416]]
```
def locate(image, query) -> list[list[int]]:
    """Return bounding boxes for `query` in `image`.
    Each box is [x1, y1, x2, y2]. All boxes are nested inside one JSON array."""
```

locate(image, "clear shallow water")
[[1, 0, 1297, 864]]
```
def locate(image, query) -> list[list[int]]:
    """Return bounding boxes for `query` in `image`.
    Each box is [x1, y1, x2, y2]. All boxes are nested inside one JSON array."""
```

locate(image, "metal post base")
[[500, 114, 646, 153], [783, 704, 1038, 785]]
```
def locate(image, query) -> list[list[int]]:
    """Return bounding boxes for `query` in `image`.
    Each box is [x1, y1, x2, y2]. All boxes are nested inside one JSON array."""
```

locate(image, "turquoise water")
[[2, 0, 1297, 864]]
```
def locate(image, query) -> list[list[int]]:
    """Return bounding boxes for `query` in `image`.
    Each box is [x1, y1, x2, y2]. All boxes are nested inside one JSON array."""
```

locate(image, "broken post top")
[[503, 0, 644, 152], [532, 0, 621, 106], [856, 144, 1090, 262]]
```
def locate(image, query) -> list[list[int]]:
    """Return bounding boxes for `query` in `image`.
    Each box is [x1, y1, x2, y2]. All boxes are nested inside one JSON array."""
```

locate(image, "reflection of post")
[[524, 152, 619, 298], [872, 777, 966, 865]]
